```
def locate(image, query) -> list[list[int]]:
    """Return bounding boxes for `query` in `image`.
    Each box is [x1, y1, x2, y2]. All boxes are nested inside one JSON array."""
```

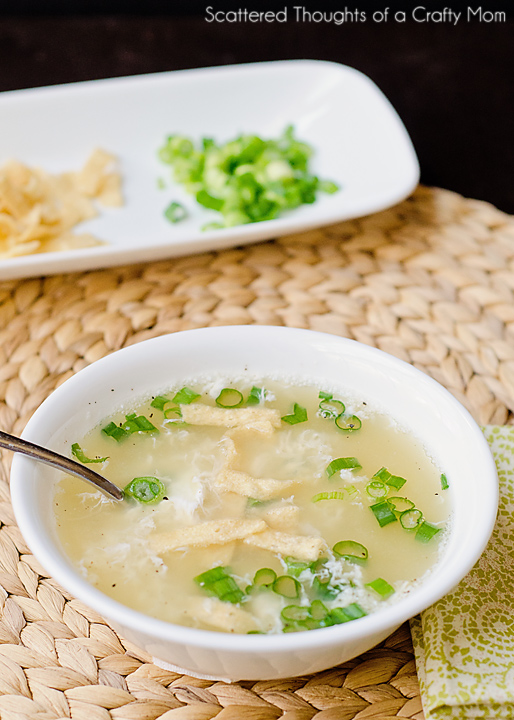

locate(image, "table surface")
[[0, 11, 512, 213]]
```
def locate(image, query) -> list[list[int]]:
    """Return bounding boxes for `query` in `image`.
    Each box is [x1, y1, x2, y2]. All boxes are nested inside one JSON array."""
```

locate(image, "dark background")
[[1, 1, 512, 212]]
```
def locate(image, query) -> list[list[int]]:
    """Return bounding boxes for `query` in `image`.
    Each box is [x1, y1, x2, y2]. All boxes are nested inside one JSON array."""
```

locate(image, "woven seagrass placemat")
[[1, 184, 513, 720]]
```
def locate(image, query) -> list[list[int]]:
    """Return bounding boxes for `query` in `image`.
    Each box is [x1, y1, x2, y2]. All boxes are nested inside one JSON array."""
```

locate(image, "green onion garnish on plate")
[[158, 125, 339, 230], [164, 201, 187, 224]]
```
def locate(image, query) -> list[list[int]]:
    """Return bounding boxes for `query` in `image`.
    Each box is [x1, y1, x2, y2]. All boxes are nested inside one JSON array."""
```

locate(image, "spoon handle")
[[0, 430, 123, 501]]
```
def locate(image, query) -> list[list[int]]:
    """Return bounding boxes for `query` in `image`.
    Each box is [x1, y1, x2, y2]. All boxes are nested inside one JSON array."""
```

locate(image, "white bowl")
[[10, 326, 497, 681]]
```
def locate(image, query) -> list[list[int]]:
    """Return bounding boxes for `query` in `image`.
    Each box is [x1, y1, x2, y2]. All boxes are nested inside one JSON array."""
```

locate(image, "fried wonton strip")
[[180, 403, 281, 430], [214, 468, 295, 501], [244, 529, 325, 562], [151, 518, 267, 554], [263, 504, 301, 532], [185, 597, 258, 633], [0, 149, 122, 260]]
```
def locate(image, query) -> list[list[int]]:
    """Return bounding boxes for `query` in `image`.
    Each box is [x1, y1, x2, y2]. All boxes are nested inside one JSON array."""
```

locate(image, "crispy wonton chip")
[[0, 149, 122, 260], [151, 518, 267, 554], [244, 529, 325, 562], [180, 403, 281, 431]]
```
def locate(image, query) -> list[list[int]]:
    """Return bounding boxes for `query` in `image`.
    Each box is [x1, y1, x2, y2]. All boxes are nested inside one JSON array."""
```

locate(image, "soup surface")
[[54, 378, 451, 634]]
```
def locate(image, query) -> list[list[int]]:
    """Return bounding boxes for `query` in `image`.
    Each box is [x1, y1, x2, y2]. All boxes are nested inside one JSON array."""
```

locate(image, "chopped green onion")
[[150, 395, 169, 410], [329, 603, 366, 624], [164, 201, 187, 223], [101, 421, 128, 442], [71, 443, 107, 464], [387, 475, 407, 490], [318, 391, 333, 401], [164, 406, 182, 420], [195, 566, 228, 585], [312, 491, 346, 503], [387, 496, 415, 513], [210, 577, 245, 604], [318, 399, 345, 419], [441, 473, 449, 490], [416, 521, 442, 543], [285, 558, 311, 577], [195, 565, 227, 587], [400, 508, 423, 530], [194, 566, 244, 603], [253, 568, 277, 589], [124, 476, 166, 503], [326, 457, 362, 477], [281, 403, 308, 425], [340, 603, 367, 620], [370, 500, 398, 527], [215, 388, 244, 408], [335, 414, 362, 432], [158, 126, 339, 230], [246, 386, 267, 405], [333, 540, 368, 562], [366, 578, 395, 599], [173, 387, 200, 405], [372, 467, 406, 490], [281, 605, 310, 622], [319, 180, 339, 194], [201, 221, 224, 231], [310, 599, 329, 621], [372, 467, 391, 482], [122, 414, 158, 434], [272, 575, 301, 599], [366, 480, 388, 499], [195, 189, 223, 211]]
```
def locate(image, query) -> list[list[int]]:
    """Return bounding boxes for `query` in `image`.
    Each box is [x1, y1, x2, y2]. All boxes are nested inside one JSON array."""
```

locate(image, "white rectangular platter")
[[0, 60, 419, 280]]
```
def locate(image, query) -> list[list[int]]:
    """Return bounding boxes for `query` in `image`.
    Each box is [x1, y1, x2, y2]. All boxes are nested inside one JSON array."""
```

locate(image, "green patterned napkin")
[[411, 425, 514, 720]]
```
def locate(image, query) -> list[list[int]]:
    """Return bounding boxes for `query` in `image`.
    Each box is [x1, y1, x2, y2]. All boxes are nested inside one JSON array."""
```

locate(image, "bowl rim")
[[10, 325, 499, 654]]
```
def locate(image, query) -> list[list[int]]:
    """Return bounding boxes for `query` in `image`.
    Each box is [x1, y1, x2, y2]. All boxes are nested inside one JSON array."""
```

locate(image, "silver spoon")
[[0, 430, 123, 501]]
